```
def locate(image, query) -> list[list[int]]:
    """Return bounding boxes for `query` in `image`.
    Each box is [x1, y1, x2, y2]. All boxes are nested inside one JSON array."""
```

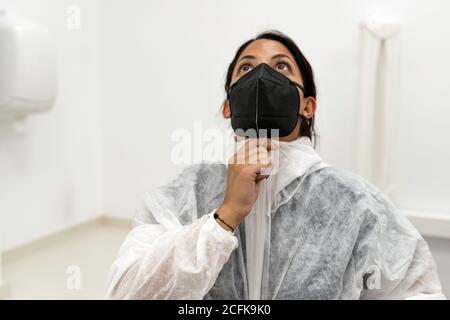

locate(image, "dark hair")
[[225, 30, 317, 146]]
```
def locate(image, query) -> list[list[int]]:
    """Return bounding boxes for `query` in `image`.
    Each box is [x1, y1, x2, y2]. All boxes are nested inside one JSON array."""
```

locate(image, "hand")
[[217, 138, 278, 229]]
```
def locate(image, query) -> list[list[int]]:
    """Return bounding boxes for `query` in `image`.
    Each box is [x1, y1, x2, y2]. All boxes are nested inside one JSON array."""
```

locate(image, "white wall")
[[0, 0, 449, 295], [0, 0, 103, 249], [100, 0, 450, 219]]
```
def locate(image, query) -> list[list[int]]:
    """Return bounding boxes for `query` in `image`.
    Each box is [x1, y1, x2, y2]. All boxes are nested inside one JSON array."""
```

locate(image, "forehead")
[[238, 39, 295, 61]]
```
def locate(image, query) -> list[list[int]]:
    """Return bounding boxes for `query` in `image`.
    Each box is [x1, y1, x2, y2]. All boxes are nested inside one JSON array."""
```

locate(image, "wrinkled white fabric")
[[240, 137, 328, 299], [105, 136, 445, 300], [105, 213, 238, 299]]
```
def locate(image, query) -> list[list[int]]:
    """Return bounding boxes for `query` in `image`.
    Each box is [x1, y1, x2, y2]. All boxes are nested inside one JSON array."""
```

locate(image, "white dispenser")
[[0, 11, 57, 121]]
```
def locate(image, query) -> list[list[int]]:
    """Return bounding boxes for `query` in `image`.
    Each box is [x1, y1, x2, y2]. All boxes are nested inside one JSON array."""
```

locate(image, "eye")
[[275, 62, 290, 72], [239, 63, 253, 73]]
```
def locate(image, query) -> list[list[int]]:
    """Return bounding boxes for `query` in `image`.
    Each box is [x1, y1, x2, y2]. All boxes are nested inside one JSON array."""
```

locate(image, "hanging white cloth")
[[356, 21, 401, 194]]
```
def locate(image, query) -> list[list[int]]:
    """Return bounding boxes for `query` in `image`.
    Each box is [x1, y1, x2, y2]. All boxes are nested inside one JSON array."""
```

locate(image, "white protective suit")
[[105, 137, 445, 300]]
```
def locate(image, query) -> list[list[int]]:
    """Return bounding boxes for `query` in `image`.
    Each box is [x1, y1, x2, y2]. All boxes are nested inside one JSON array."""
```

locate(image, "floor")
[[3, 223, 130, 299], [2, 223, 449, 299]]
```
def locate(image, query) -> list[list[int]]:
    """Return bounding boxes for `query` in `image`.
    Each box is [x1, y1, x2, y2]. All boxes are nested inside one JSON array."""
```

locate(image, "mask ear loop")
[[291, 81, 307, 120], [292, 82, 313, 137], [226, 88, 233, 121]]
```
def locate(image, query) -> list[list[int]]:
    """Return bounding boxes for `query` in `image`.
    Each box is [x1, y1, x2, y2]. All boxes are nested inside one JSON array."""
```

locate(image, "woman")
[[105, 31, 444, 300]]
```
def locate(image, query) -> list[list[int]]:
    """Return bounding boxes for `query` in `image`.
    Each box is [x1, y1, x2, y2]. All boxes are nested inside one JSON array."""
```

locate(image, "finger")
[[246, 160, 271, 177], [255, 173, 269, 181], [233, 140, 252, 165], [256, 159, 272, 176], [246, 148, 270, 165], [246, 138, 277, 154], [255, 138, 279, 152], [256, 158, 272, 169], [234, 139, 261, 165], [255, 175, 268, 184]]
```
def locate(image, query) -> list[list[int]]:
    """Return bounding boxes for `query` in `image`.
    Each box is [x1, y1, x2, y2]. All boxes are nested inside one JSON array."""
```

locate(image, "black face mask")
[[227, 63, 304, 138]]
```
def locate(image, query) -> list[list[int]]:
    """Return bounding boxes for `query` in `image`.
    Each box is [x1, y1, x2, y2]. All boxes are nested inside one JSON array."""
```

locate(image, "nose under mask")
[[227, 63, 304, 138]]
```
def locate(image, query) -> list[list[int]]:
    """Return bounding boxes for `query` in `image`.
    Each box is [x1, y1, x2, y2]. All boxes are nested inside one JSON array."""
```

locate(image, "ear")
[[301, 96, 317, 119], [222, 99, 231, 119]]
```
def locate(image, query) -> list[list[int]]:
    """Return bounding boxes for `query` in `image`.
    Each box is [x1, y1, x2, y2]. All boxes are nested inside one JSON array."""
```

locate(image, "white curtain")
[[356, 21, 401, 194]]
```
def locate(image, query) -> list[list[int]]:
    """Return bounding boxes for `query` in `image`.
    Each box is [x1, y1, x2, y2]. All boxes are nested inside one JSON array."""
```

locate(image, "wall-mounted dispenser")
[[0, 11, 57, 122]]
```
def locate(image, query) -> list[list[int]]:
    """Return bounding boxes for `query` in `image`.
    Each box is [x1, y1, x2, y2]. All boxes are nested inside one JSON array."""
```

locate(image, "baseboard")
[[0, 281, 10, 299], [99, 215, 133, 229], [402, 209, 450, 240], [2, 215, 132, 262]]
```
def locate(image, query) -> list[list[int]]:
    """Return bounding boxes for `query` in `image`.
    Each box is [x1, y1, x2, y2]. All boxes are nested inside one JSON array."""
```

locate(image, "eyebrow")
[[270, 53, 295, 64], [237, 55, 257, 62], [237, 53, 295, 64]]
